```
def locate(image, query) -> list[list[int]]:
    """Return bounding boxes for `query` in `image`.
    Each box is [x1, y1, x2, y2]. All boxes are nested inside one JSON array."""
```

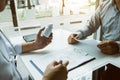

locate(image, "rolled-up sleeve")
[[77, 3, 102, 39], [13, 43, 22, 55], [10, 37, 23, 55]]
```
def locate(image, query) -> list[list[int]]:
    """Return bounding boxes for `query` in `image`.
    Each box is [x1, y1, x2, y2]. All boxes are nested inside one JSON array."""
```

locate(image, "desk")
[[17, 29, 120, 80]]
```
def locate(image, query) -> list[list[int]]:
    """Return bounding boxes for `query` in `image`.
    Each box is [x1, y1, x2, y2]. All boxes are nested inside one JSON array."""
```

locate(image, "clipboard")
[[29, 47, 96, 75]]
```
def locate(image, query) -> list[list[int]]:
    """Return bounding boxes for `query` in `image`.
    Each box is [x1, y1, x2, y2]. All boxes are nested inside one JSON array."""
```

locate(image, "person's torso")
[[0, 36, 21, 80], [100, 0, 120, 41]]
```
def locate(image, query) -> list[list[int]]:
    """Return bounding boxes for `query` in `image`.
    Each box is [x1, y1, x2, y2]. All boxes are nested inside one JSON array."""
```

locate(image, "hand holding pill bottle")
[[41, 24, 53, 38]]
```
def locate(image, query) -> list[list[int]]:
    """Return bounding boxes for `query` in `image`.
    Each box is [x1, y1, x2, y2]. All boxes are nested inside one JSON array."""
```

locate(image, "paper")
[[30, 46, 95, 73]]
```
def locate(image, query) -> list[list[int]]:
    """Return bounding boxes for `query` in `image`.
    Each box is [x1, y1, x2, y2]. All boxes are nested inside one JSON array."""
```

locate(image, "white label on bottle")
[[41, 24, 53, 38]]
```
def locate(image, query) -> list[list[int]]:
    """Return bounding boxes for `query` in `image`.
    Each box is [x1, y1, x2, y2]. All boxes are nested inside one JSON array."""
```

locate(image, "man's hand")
[[97, 40, 119, 55], [35, 28, 53, 49], [42, 61, 69, 80], [68, 34, 80, 44]]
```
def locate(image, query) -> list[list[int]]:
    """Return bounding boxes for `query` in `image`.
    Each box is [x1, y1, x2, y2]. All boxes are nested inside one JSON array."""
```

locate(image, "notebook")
[[30, 46, 95, 75]]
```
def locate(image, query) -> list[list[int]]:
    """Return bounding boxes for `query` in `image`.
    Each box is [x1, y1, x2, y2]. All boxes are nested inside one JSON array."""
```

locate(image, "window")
[[0, 0, 96, 30], [16, 0, 96, 19]]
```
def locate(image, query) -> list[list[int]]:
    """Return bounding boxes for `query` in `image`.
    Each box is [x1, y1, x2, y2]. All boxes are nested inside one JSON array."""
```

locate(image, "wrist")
[[31, 41, 42, 50], [42, 74, 54, 80], [22, 41, 37, 53], [42, 77, 50, 80]]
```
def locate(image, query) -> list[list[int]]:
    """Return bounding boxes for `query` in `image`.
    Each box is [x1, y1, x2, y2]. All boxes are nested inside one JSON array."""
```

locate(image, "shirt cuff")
[[14, 43, 22, 55], [10, 39, 22, 54], [10, 37, 23, 55], [73, 31, 83, 39]]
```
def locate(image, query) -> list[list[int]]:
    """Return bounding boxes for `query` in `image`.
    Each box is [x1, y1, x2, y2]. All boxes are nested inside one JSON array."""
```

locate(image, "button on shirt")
[[77, 0, 120, 50]]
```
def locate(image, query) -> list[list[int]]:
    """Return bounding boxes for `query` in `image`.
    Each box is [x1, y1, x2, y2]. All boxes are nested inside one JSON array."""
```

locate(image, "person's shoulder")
[[97, 0, 113, 14], [99, 0, 112, 9]]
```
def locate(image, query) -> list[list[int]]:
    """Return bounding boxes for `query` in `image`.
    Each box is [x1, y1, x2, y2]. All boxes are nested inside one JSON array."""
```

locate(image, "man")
[[0, 0, 69, 80], [68, 0, 120, 80]]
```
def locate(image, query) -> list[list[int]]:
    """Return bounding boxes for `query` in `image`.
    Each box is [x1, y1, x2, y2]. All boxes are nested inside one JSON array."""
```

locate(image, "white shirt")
[[0, 30, 22, 80], [76, 0, 120, 50]]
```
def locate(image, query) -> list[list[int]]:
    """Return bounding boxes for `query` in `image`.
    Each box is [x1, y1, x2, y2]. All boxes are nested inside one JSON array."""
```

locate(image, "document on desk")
[[30, 46, 96, 75]]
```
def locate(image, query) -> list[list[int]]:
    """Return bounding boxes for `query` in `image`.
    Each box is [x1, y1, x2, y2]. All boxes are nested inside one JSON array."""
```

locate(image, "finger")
[[72, 34, 80, 42], [71, 34, 77, 39], [73, 34, 78, 37], [59, 60, 63, 64], [68, 35, 73, 44], [69, 35, 72, 40], [97, 42, 104, 48], [101, 50, 114, 55], [74, 34, 80, 40], [49, 33, 53, 37], [98, 41, 111, 46], [49, 33, 53, 40], [71, 34, 78, 40], [50, 60, 59, 66], [97, 42, 108, 48], [47, 36, 53, 43], [63, 61, 69, 67], [68, 34, 78, 44], [101, 47, 118, 54], [98, 44, 112, 50], [37, 27, 45, 37]]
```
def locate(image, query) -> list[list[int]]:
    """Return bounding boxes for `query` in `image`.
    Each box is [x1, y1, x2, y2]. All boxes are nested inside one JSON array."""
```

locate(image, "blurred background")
[[0, 0, 106, 38]]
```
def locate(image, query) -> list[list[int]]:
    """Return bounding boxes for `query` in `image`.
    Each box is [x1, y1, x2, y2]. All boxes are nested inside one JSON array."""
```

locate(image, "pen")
[[68, 57, 95, 72], [30, 60, 44, 76]]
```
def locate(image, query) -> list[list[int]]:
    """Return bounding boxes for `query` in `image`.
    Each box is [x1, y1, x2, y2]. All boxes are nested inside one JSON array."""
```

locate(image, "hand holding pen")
[[42, 60, 69, 80], [68, 33, 81, 44]]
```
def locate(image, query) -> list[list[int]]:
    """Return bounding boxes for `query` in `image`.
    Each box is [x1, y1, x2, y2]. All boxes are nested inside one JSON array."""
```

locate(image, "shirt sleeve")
[[10, 38, 22, 55], [76, 3, 103, 39], [13, 43, 22, 55]]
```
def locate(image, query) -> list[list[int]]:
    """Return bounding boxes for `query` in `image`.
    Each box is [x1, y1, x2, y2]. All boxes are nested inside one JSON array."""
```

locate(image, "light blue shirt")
[[77, 0, 120, 50], [0, 30, 22, 80]]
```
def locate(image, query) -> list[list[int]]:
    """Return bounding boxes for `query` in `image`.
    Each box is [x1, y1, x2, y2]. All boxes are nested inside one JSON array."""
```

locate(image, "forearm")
[[42, 77, 49, 80], [22, 41, 39, 53], [76, 4, 102, 39]]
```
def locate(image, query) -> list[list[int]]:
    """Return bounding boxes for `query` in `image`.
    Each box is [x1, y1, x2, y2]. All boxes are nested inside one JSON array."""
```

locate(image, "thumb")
[[63, 61, 69, 67], [37, 27, 45, 37]]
